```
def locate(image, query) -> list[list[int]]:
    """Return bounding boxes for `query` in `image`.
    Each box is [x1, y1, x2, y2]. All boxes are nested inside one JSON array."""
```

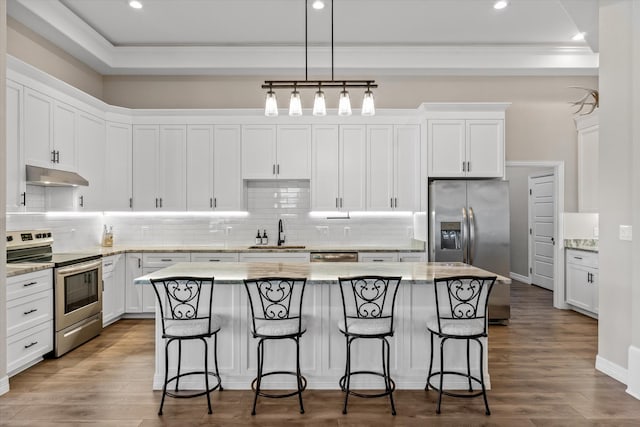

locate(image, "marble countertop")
[[6, 262, 55, 277], [133, 261, 510, 286], [564, 239, 598, 252]]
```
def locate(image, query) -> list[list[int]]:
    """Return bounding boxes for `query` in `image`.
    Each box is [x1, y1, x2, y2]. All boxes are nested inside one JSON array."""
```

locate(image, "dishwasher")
[[310, 252, 358, 262]]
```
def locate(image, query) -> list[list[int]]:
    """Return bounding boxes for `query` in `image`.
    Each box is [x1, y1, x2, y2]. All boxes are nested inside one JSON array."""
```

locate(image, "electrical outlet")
[[343, 226, 351, 237], [619, 225, 633, 241]]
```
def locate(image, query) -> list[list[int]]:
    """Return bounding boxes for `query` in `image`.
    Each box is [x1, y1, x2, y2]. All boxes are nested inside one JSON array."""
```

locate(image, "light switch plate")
[[619, 225, 633, 241]]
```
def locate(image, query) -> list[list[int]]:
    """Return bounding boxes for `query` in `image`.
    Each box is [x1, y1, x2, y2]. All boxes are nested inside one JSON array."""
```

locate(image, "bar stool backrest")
[[243, 277, 307, 334], [432, 275, 496, 336], [338, 276, 402, 334], [150, 276, 216, 337]]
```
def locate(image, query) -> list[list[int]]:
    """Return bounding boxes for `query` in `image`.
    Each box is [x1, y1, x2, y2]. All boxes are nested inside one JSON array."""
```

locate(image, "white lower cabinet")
[[102, 254, 126, 326], [565, 249, 599, 317], [6, 269, 54, 376], [190, 252, 239, 262], [124, 252, 148, 315], [239, 252, 310, 263], [358, 252, 399, 262], [398, 252, 427, 262]]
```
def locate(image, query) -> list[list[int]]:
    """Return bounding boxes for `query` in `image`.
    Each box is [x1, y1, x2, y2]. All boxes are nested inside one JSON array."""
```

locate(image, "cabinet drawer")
[[142, 252, 190, 268], [566, 249, 598, 269], [239, 253, 310, 263], [7, 289, 54, 337], [398, 252, 426, 262], [190, 252, 239, 262], [359, 252, 399, 262], [8, 321, 54, 376], [7, 269, 53, 301]]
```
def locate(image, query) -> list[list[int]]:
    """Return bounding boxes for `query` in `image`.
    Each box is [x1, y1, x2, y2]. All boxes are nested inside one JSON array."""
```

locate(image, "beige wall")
[[1, 0, 9, 390], [7, 17, 103, 99]]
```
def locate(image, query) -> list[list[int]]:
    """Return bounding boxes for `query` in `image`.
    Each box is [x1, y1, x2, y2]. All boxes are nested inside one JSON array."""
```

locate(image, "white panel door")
[[158, 125, 187, 211], [104, 122, 132, 210], [213, 125, 243, 210], [529, 174, 555, 290], [311, 125, 340, 210], [76, 112, 105, 210], [366, 125, 394, 210], [428, 119, 465, 177], [339, 125, 366, 211], [23, 88, 54, 168], [53, 101, 77, 172], [6, 81, 25, 212], [394, 125, 420, 211], [132, 125, 159, 211], [466, 120, 504, 178], [242, 125, 276, 179], [276, 125, 311, 179], [186, 125, 214, 211]]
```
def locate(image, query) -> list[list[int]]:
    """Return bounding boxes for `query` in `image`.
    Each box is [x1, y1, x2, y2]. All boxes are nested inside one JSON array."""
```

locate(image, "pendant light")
[[289, 87, 302, 116], [361, 86, 375, 116], [338, 85, 352, 116], [313, 87, 327, 116], [264, 88, 278, 117]]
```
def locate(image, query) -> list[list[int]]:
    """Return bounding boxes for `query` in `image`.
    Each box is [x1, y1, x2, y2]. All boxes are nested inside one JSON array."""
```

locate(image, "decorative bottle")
[[256, 229, 262, 245], [262, 229, 268, 245]]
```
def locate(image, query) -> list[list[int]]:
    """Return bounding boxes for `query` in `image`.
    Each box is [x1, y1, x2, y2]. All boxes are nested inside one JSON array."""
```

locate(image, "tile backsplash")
[[7, 181, 423, 251]]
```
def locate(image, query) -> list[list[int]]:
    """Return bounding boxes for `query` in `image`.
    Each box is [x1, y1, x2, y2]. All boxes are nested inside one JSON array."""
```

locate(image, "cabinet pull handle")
[[51, 150, 56, 162], [23, 281, 38, 287], [56, 151, 60, 163], [21, 192, 26, 206], [462, 161, 466, 172], [104, 262, 113, 267], [79, 195, 84, 207], [372, 259, 384, 262], [24, 341, 38, 349], [277, 164, 280, 174], [208, 259, 221, 262], [138, 258, 141, 268], [210, 198, 213, 208], [159, 198, 163, 208], [155, 198, 158, 208], [214, 198, 217, 208], [467, 161, 471, 172], [395, 197, 398, 208], [273, 164, 276, 175], [161, 259, 172, 262], [336, 197, 339, 208], [129, 197, 133, 209], [390, 198, 393, 208], [573, 256, 583, 260], [340, 198, 343, 208], [23, 308, 38, 315]]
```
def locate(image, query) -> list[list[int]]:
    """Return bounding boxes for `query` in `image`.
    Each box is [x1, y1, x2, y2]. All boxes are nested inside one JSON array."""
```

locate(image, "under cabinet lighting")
[[129, 0, 143, 9], [312, 0, 325, 10]]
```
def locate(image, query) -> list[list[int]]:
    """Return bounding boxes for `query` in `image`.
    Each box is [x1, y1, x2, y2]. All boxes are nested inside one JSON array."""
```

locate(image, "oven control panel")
[[6, 230, 53, 249]]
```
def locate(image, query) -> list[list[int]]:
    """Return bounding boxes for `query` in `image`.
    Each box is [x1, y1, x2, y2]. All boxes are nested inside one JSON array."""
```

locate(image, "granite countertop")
[[6, 262, 55, 278], [133, 261, 510, 286], [564, 239, 598, 252]]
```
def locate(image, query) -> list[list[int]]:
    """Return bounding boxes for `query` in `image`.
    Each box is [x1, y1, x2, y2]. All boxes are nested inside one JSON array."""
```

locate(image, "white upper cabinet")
[[575, 112, 599, 213], [394, 125, 421, 211], [187, 125, 243, 211], [465, 120, 504, 177], [132, 125, 186, 211], [104, 122, 133, 211], [76, 112, 105, 210], [339, 125, 366, 211], [6, 80, 26, 212], [242, 124, 311, 180], [53, 101, 78, 172]]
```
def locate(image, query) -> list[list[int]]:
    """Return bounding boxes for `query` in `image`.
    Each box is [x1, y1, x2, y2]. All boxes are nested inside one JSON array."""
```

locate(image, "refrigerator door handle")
[[462, 207, 468, 264], [469, 206, 476, 265]]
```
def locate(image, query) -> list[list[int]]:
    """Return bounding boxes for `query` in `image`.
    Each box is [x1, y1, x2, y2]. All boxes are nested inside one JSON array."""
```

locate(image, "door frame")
[[506, 161, 567, 309], [528, 172, 555, 291]]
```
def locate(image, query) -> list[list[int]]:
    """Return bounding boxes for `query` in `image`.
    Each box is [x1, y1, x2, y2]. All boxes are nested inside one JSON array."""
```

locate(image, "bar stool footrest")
[[164, 371, 222, 399], [251, 371, 307, 399], [427, 371, 485, 398], [339, 371, 396, 398]]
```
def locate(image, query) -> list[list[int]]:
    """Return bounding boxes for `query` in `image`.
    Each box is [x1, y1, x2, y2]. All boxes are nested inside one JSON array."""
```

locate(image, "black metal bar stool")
[[425, 275, 496, 415], [337, 275, 402, 415], [243, 277, 308, 415], [150, 276, 223, 415]]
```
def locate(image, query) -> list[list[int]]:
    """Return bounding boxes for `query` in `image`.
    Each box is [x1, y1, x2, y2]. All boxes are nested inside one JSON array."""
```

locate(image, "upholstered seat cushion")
[[164, 315, 221, 338], [338, 318, 393, 336], [252, 318, 306, 337], [426, 316, 485, 337]]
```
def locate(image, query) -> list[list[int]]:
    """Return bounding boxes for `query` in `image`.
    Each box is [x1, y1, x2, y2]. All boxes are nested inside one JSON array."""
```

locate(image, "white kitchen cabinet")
[[76, 111, 105, 210], [576, 112, 599, 213], [398, 252, 427, 262], [102, 254, 126, 326], [124, 252, 148, 315], [428, 119, 504, 178], [358, 252, 399, 262], [239, 252, 310, 263], [241, 124, 311, 180], [6, 269, 54, 376], [142, 253, 191, 312], [132, 125, 186, 211], [187, 125, 243, 211], [311, 124, 366, 211], [190, 252, 240, 262], [565, 249, 599, 317], [6, 80, 26, 212], [366, 125, 420, 211], [104, 122, 133, 210]]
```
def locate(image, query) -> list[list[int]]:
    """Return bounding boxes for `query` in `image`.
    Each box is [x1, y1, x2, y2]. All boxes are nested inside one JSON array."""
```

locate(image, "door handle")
[[21, 192, 26, 206], [79, 195, 84, 208], [551, 237, 555, 245], [468, 207, 476, 265], [462, 207, 468, 264]]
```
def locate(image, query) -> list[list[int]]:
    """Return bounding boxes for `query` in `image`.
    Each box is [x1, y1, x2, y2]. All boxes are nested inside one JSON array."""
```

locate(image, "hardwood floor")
[[2, 281, 639, 426]]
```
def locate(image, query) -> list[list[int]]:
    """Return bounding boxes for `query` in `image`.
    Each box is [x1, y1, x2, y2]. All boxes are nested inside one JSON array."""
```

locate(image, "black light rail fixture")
[[262, 0, 378, 117]]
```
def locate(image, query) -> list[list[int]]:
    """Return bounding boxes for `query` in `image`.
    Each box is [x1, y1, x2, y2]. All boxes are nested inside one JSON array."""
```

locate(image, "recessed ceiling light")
[[572, 32, 586, 41], [129, 0, 143, 9], [312, 0, 325, 10], [493, 0, 509, 10]]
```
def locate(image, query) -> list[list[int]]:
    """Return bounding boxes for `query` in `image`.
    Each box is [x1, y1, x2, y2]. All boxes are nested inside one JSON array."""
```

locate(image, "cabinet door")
[[213, 125, 243, 210], [242, 125, 276, 179], [366, 125, 394, 211], [142, 268, 161, 312], [276, 125, 311, 179], [6, 81, 25, 212], [340, 125, 366, 211], [102, 258, 115, 325], [565, 263, 592, 311], [104, 122, 133, 210], [311, 125, 340, 210], [578, 124, 599, 213], [132, 125, 159, 211], [53, 101, 77, 171], [76, 112, 105, 210], [466, 120, 504, 178], [428, 119, 465, 177], [186, 125, 214, 211], [158, 125, 187, 211], [591, 270, 599, 314], [125, 253, 144, 313], [358, 252, 399, 262], [394, 125, 420, 211], [23, 88, 54, 168]]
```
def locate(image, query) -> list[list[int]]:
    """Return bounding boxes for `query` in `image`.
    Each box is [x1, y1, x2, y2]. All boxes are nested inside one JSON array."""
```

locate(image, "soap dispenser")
[[262, 229, 268, 245], [255, 229, 262, 245]]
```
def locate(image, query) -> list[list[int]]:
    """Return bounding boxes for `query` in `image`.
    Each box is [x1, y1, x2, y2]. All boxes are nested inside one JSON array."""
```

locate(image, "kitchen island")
[[134, 262, 509, 391]]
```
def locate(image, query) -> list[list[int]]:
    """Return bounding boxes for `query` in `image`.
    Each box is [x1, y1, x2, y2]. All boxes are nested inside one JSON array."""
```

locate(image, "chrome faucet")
[[278, 219, 285, 246]]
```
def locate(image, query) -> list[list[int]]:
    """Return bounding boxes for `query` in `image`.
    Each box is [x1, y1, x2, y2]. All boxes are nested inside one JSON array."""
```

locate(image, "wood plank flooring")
[[2, 281, 640, 426]]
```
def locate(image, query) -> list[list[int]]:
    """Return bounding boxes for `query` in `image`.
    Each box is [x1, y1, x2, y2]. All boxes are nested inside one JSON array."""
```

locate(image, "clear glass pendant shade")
[[289, 90, 303, 116], [264, 91, 278, 117], [338, 90, 352, 116], [361, 89, 375, 116], [313, 89, 327, 116]]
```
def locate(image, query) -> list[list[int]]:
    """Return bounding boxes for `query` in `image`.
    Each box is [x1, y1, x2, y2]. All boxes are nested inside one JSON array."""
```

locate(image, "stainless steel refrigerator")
[[428, 180, 510, 322]]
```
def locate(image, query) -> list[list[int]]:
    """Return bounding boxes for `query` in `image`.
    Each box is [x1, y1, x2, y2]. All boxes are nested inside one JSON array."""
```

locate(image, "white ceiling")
[[7, 0, 599, 76]]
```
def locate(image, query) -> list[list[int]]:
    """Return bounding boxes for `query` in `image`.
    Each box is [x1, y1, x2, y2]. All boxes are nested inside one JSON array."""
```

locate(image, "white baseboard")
[[0, 375, 9, 396], [510, 272, 531, 284], [626, 345, 640, 400], [596, 354, 628, 385]]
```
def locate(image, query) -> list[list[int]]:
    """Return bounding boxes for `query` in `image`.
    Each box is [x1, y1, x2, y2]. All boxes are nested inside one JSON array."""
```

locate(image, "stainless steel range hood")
[[26, 165, 89, 187]]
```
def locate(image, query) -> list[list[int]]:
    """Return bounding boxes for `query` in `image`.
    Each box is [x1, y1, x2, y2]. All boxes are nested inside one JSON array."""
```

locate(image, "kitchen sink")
[[248, 245, 306, 249]]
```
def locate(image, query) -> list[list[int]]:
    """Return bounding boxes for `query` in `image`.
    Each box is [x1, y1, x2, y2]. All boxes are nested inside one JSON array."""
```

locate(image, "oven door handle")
[[56, 259, 103, 275]]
